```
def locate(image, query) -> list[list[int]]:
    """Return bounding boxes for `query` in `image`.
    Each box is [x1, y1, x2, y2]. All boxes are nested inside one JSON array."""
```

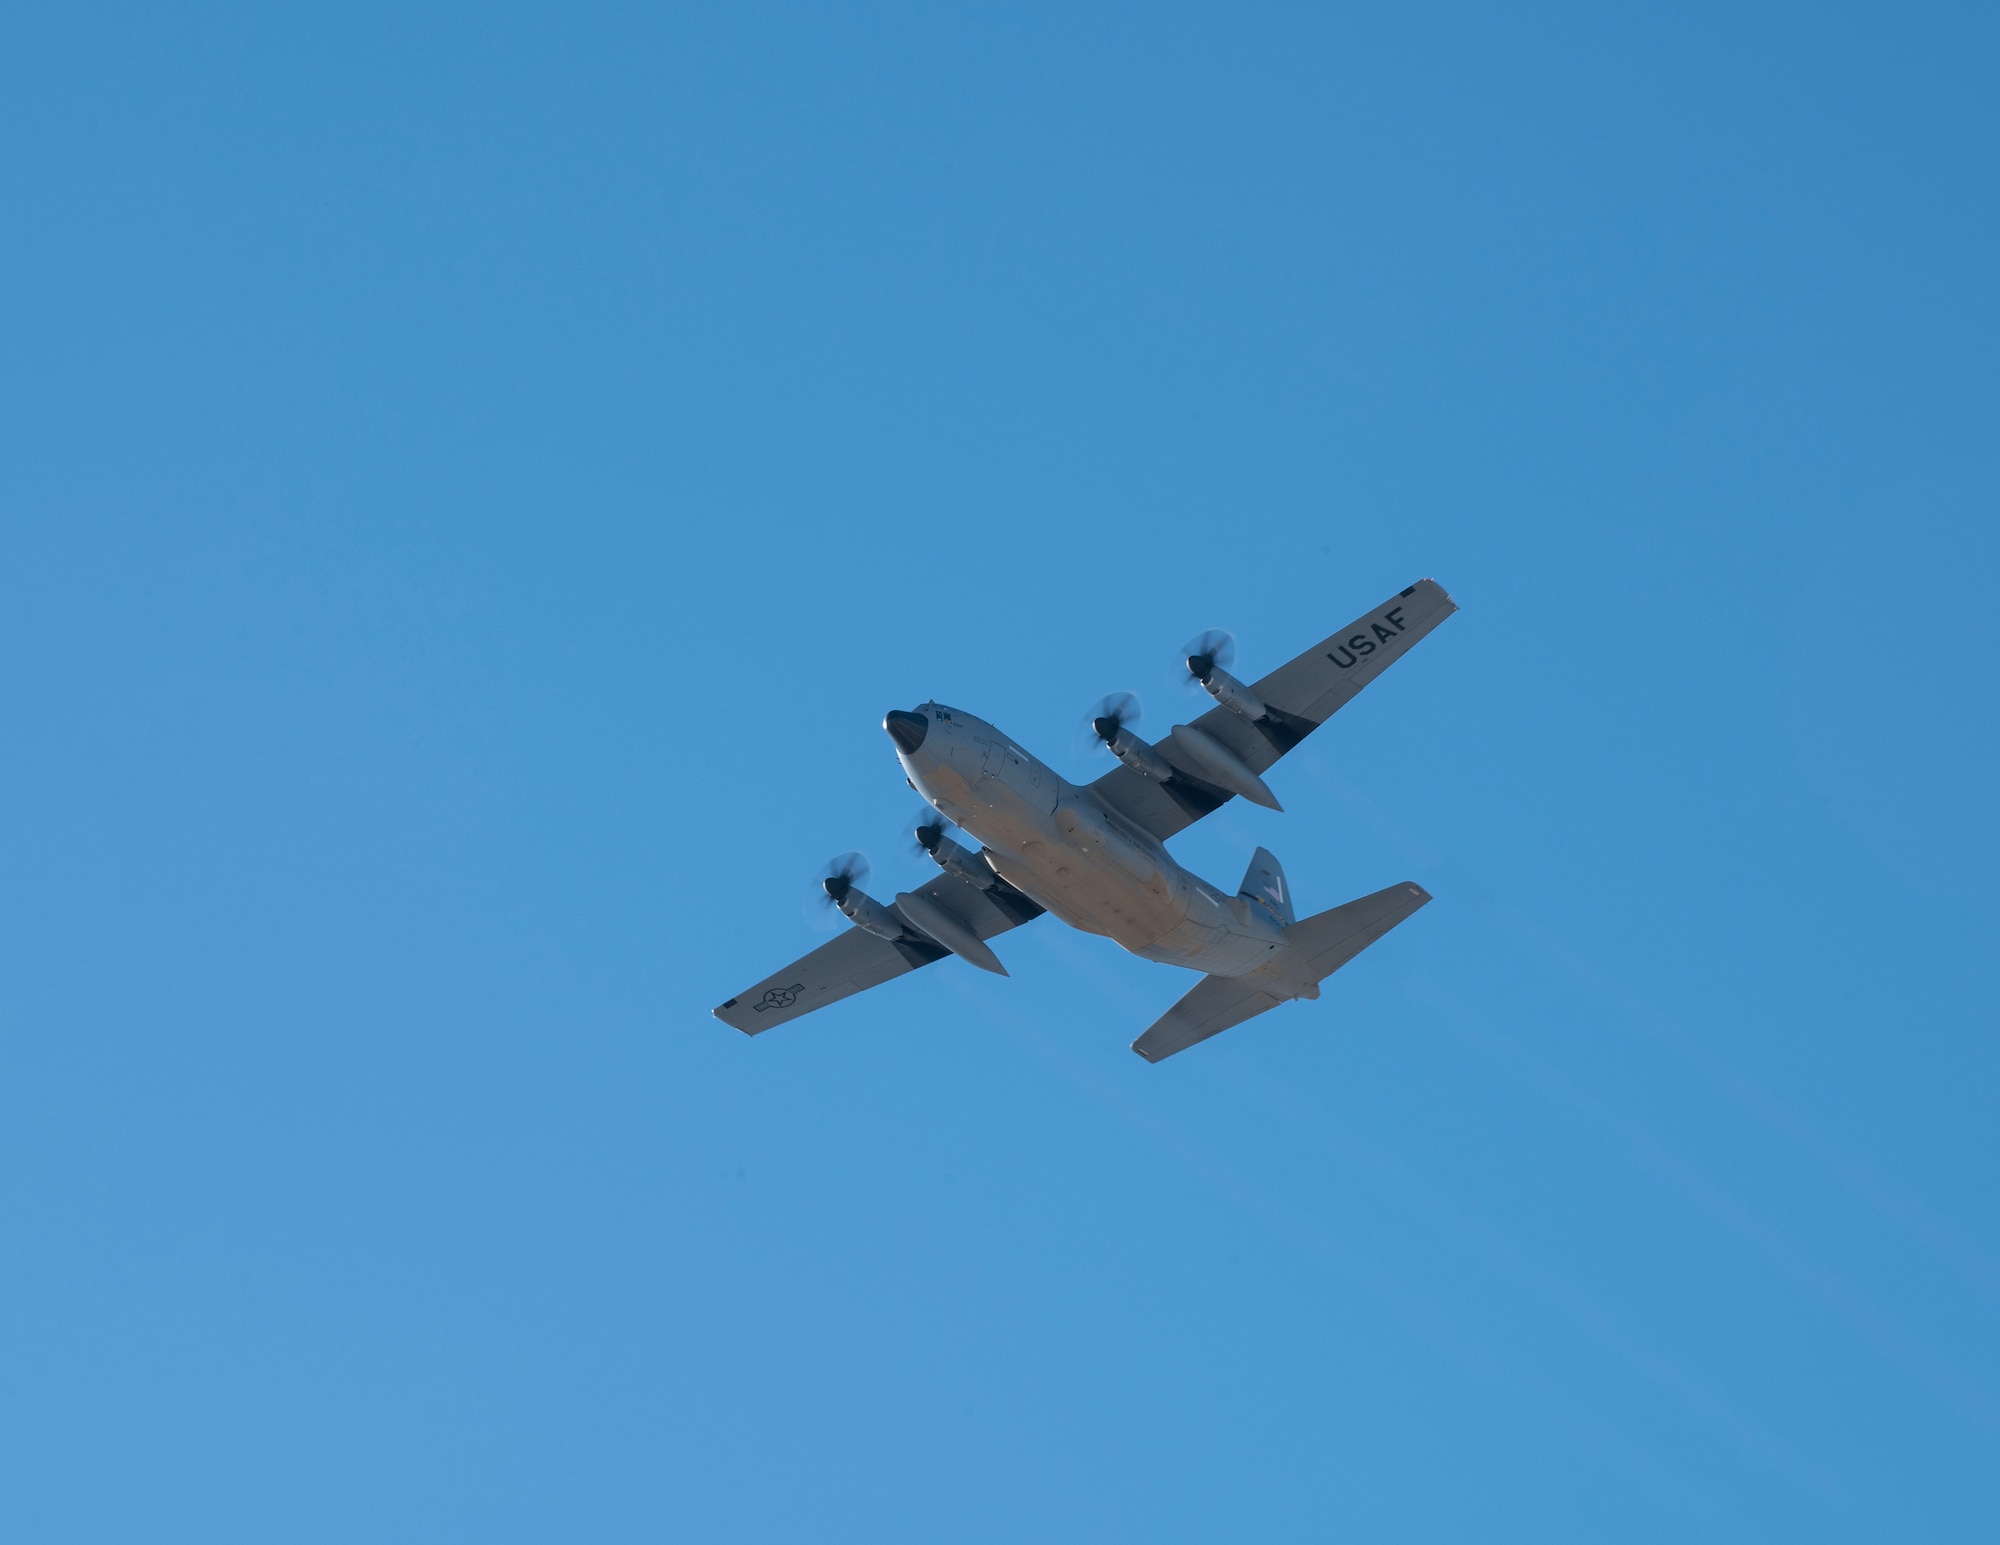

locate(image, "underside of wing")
[[714, 926, 944, 1034], [1093, 578, 1457, 841], [713, 869, 1042, 1035]]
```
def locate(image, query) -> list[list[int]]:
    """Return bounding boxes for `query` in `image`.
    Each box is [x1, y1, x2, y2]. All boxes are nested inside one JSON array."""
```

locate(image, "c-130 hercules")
[[715, 580, 1457, 1062]]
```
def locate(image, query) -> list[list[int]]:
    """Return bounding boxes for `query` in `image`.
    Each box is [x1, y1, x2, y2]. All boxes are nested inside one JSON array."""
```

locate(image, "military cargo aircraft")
[[714, 580, 1457, 1061]]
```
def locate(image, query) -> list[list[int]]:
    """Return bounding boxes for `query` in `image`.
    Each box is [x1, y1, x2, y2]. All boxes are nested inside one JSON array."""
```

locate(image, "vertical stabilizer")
[[1237, 846, 1295, 926]]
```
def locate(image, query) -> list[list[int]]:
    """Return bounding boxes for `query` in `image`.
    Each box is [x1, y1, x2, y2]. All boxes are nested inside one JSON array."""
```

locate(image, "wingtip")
[[712, 1004, 759, 1036]]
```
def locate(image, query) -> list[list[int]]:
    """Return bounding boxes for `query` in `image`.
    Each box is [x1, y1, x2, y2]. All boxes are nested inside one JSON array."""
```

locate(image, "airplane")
[[714, 579, 1457, 1062]]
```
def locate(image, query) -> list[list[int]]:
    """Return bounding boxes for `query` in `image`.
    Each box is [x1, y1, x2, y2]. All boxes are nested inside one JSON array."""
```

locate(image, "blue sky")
[[3, 3, 1997, 1539]]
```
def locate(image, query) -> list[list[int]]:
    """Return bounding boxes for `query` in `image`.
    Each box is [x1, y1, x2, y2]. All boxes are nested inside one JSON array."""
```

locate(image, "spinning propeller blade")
[[1084, 690, 1142, 751], [804, 850, 872, 931], [1182, 628, 1236, 686], [909, 809, 954, 858]]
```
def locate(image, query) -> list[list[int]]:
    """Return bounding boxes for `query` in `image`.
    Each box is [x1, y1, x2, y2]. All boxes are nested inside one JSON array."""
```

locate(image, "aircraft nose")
[[883, 709, 929, 755]]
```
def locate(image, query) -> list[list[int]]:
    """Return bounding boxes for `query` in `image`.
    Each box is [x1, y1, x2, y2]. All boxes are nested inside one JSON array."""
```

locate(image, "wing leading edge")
[[713, 869, 1041, 1035], [1091, 578, 1457, 842]]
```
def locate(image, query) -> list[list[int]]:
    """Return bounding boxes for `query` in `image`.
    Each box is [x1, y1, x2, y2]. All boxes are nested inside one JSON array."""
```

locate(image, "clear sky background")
[[3, 4, 1997, 1540]]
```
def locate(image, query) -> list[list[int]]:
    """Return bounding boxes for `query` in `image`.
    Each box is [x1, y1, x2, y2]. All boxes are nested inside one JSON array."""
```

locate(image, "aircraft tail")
[[1131, 881, 1431, 1063], [1237, 846, 1295, 926]]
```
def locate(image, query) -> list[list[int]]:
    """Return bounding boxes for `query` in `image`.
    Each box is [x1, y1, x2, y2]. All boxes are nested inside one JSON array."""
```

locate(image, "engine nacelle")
[[831, 885, 906, 941], [1104, 724, 1173, 782], [924, 833, 1001, 892], [1196, 663, 1268, 722]]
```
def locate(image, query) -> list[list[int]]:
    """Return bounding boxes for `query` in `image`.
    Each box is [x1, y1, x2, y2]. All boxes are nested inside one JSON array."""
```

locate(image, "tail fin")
[[1132, 881, 1431, 1063], [1237, 846, 1295, 926]]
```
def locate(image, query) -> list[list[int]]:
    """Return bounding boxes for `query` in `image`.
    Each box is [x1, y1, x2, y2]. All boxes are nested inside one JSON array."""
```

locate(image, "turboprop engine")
[[820, 846, 1008, 976], [819, 856, 906, 941], [1087, 692, 1173, 781], [1085, 682, 1283, 810], [1185, 629, 1269, 721], [913, 813, 996, 889]]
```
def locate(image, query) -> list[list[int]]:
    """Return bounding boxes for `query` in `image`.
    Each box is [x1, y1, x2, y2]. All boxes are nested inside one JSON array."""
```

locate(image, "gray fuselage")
[[892, 702, 1285, 978]]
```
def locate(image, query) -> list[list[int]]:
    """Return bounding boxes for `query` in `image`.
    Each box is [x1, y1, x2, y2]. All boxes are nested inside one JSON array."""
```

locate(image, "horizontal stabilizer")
[[1131, 974, 1288, 1064], [1276, 881, 1431, 988], [1132, 881, 1431, 1063]]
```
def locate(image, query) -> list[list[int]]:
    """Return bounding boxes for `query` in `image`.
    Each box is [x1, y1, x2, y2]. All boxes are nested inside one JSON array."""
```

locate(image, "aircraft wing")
[[713, 872, 1042, 1035], [1091, 578, 1457, 842]]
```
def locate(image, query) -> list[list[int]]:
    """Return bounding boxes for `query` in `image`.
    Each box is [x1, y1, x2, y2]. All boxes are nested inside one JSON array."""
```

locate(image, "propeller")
[[817, 850, 871, 906], [909, 808, 954, 859], [803, 850, 872, 931], [1182, 628, 1236, 686], [1085, 690, 1143, 750]]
